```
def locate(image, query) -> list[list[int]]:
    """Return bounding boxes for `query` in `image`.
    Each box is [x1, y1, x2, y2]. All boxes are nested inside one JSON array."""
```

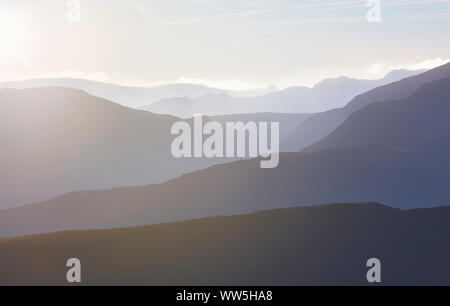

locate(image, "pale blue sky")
[[0, 0, 449, 89]]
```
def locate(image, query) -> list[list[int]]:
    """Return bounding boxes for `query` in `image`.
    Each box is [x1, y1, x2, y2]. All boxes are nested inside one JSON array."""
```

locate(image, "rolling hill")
[[1, 203, 450, 285]]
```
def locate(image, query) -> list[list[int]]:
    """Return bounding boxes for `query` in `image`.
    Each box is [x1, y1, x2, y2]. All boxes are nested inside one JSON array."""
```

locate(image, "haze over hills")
[[1, 75, 450, 237], [281, 63, 450, 152], [0, 78, 277, 108], [1, 202, 450, 286], [141, 69, 424, 118], [1, 0, 448, 288], [0, 87, 309, 209]]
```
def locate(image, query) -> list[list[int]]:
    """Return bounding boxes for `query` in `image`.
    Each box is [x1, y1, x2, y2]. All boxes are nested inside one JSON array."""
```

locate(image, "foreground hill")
[[282, 62, 450, 151], [0, 87, 308, 208], [1, 203, 449, 286], [141, 70, 422, 118]]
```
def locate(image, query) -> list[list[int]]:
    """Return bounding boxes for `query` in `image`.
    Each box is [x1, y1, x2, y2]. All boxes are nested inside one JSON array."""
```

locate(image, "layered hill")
[[141, 70, 423, 118], [1, 77, 450, 237], [305, 78, 450, 152]]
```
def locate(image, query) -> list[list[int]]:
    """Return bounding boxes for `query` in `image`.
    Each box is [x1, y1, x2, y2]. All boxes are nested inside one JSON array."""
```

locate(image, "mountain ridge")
[[0, 78, 277, 108], [281, 63, 450, 152], [304, 76, 450, 152], [141, 69, 424, 118]]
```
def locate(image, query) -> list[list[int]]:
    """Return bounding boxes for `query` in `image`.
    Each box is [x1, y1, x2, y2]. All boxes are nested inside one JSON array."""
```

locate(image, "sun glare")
[[0, 10, 31, 65]]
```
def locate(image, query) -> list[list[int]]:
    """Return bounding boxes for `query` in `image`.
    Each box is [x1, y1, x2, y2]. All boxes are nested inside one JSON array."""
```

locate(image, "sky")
[[0, 0, 449, 90]]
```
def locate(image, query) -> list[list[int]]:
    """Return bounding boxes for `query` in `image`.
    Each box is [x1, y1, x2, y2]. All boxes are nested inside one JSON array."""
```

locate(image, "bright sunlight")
[[0, 9, 32, 68]]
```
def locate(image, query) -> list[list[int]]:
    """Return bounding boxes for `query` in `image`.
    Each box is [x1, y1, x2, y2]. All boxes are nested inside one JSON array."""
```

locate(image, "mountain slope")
[[1, 203, 450, 286], [0, 87, 192, 208], [305, 77, 450, 152], [0, 87, 308, 208], [141, 69, 423, 118], [281, 63, 450, 152]]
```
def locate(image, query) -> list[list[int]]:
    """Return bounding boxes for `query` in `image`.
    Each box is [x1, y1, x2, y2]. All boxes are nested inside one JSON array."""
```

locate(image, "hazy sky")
[[0, 0, 449, 89]]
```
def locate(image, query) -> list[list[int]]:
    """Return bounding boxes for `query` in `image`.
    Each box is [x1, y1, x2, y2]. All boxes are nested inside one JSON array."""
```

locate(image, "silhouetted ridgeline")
[[142, 69, 423, 117], [0, 78, 277, 108], [1, 203, 449, 286]]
